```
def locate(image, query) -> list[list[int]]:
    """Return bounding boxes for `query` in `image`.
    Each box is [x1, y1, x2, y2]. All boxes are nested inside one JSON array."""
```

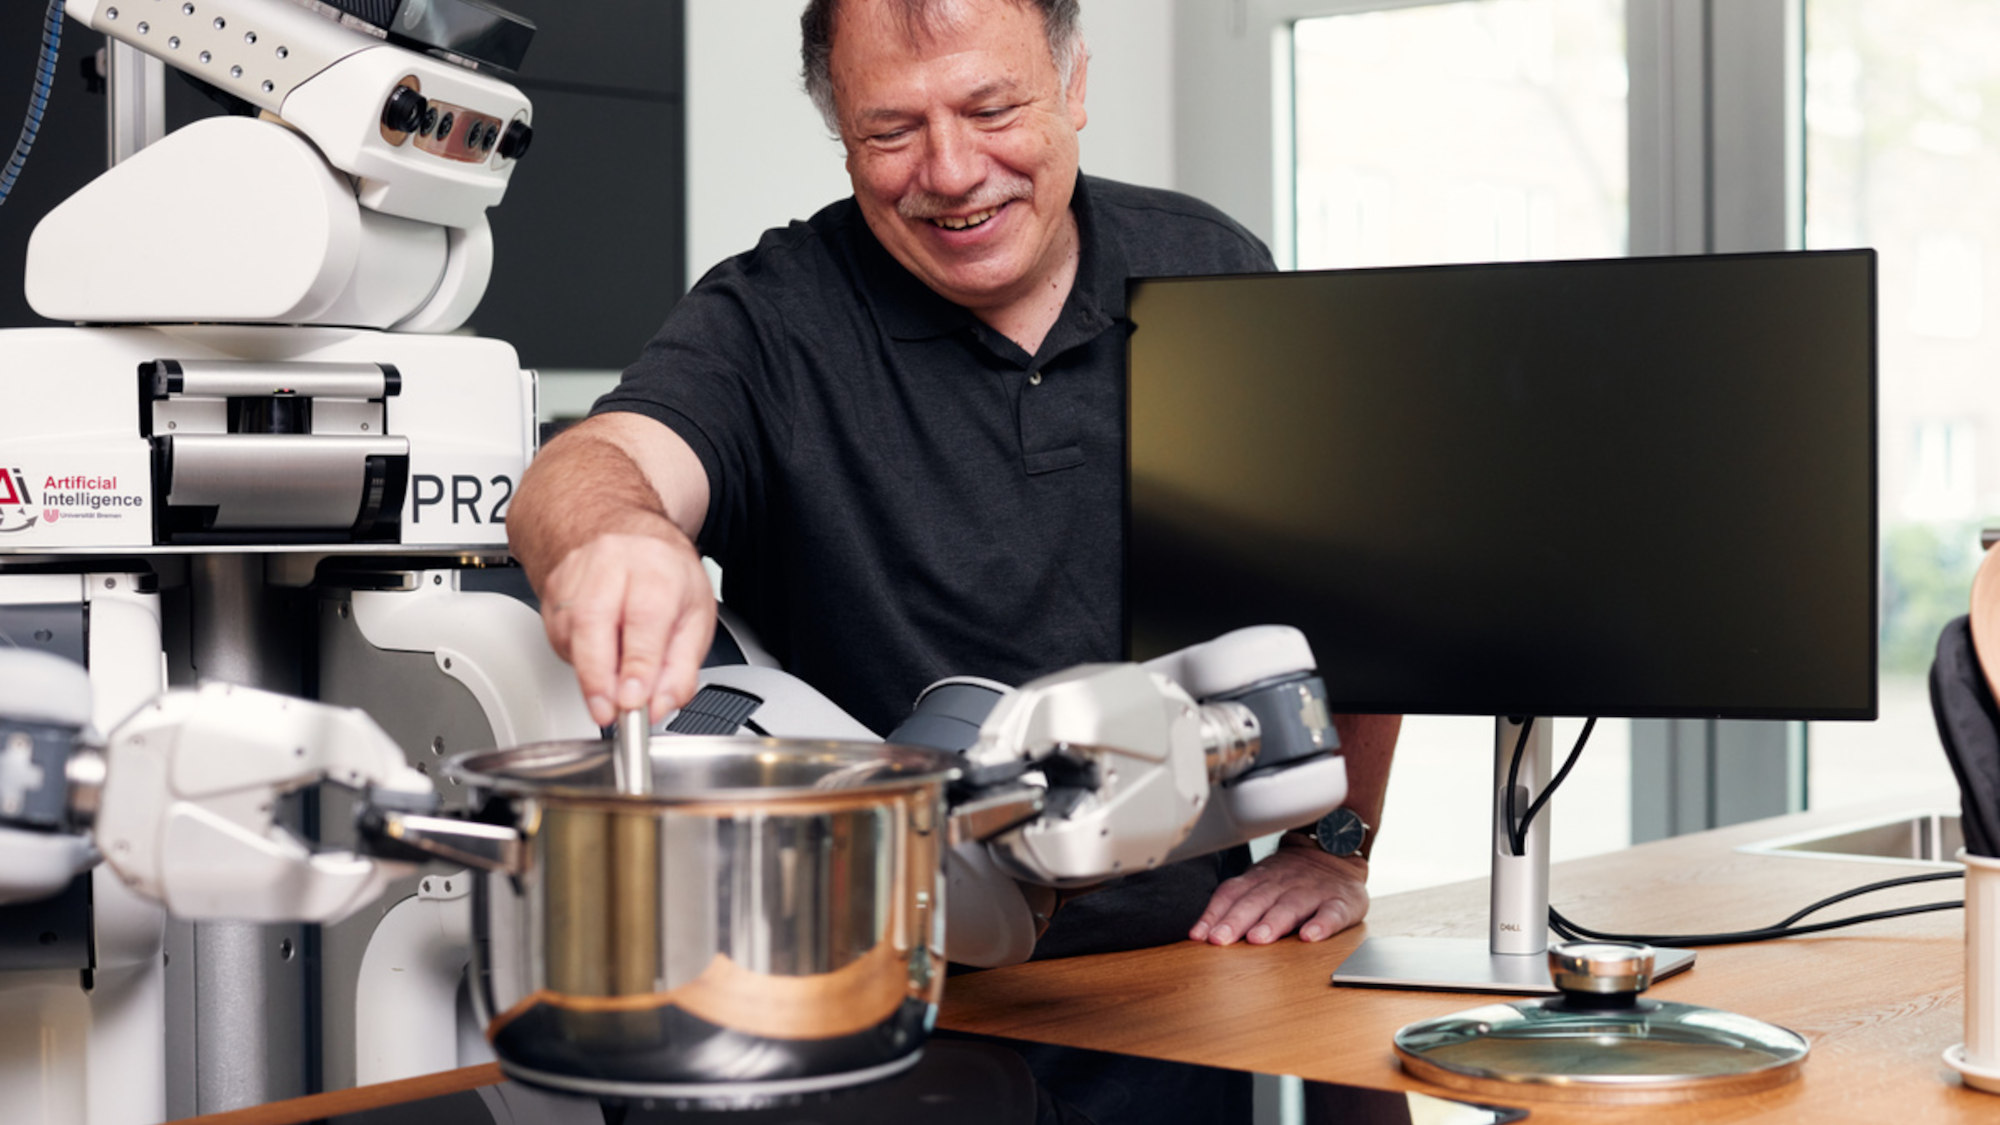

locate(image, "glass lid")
[[1393, 942, 1809, 1101], [448, 736, 962, 802]]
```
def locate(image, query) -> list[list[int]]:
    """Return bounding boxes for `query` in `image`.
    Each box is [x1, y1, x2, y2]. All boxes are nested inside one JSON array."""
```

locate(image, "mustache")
[[896, 173, 1033, 221]]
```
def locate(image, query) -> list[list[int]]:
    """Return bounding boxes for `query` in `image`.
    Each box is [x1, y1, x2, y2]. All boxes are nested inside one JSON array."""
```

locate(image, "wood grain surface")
[[176, 1063, 503, 1125], [938, 799, 1986, 1124]]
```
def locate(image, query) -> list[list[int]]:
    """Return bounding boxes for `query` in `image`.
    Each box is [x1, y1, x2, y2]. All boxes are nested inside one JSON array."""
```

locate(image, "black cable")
[[1550, 893, 1963, 948], [1515, 717, 1594, 855], [1546, 868, 1965, 942], [1768, 868, 1964, 928], [2, 0, 65, 207], [1546, 870, 1963, 946], [1502, 717, 1533, 856], [1500, 716, 1967, 946], [1503, 716, 1593, 856]]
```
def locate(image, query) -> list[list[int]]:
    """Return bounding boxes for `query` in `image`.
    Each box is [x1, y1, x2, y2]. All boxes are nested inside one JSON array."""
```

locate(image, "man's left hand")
[[1188, 844, 1369, 946]]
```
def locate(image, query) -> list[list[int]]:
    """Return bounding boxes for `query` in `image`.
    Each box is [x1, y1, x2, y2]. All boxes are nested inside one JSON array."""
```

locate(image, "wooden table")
[[937, 802, 1986, 1124]]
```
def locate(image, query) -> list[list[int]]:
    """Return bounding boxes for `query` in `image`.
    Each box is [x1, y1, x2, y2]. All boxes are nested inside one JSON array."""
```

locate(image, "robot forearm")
[[936, 626, 1351, 965], [0, 649, 430, 924]]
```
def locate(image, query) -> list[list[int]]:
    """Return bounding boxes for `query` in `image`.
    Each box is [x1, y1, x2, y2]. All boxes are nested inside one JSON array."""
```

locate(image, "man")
[[507, 0, 1398, 956]]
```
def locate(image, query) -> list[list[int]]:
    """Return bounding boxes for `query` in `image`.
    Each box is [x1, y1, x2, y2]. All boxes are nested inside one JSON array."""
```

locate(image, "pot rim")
[[445, 735, 963, 804]]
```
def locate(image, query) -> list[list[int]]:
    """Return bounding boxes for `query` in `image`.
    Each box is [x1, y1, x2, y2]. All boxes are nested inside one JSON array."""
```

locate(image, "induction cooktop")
[[317, 1031, 1527, 1125]]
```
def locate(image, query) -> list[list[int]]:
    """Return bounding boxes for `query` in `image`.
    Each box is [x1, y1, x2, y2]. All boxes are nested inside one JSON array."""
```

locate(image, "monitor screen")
[[1126, 250, 1877, 721]]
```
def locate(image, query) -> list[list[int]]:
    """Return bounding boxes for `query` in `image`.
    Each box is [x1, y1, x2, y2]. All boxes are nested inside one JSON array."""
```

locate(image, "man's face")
[[829, 0, 1089, 317]]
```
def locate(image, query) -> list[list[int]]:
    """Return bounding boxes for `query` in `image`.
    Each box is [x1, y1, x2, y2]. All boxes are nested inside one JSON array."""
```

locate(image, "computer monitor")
[[1126, 249, 1877, 990]]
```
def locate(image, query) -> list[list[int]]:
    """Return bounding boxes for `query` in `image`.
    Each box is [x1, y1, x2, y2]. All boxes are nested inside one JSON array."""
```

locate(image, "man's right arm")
[[506, 412, 717, 728]]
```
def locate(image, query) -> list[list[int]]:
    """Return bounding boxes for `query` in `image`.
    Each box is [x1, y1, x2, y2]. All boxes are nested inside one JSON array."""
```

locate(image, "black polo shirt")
[[598, 173, 1274, 734], [596, 176, 1273, 958]]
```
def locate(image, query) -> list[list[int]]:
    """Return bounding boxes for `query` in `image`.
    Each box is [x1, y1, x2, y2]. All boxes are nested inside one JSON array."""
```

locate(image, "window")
[[1803, 0, 2000, 811], [1293, 1, 1627, 271], [1185, 0, 1973, 890], [1289, 0, 1631, 895]]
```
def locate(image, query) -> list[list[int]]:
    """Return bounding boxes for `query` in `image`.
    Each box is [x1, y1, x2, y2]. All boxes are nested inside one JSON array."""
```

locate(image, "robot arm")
[[85, 682, 435, 923], [0, 649, 102, 906], [0, 650, 433, 924], [955, 661, 1244, 887], [957, 625, 1347, 888], [925, 626, 1351, 965]]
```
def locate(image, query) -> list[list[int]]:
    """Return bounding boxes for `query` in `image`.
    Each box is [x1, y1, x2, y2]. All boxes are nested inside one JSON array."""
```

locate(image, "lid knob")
[[1548, 940, 1655, 1008]]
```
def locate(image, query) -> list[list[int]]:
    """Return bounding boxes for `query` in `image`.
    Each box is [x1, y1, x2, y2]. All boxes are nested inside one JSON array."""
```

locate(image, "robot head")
[[71, 0, 536, 228]]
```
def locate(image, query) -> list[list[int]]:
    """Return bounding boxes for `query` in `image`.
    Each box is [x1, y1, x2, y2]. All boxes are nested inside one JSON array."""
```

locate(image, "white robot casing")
[[25, 117, 490, 331], [0, 325, 531, 552], [65, 0, 531, 230]]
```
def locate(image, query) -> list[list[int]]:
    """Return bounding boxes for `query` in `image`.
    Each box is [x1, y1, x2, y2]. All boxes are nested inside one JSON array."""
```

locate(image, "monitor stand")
[[1331, 717, 1695, 994]]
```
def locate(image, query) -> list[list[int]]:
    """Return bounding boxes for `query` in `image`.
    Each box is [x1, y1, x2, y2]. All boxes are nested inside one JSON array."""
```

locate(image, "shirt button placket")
[[1028, 370, 1043, 386]]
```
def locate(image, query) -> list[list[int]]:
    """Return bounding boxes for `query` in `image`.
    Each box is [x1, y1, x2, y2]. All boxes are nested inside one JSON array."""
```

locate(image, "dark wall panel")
[[481, 0, 685, 369], [0, 12, 107, 331]]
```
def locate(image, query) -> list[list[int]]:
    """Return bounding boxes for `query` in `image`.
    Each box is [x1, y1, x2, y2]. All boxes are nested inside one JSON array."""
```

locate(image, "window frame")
[[1173, 0, 1808, 834]]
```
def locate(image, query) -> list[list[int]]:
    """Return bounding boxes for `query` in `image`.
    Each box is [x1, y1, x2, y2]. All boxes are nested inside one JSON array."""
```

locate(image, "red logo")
[[0, 470, 43, 532], [43, 509, 58, 523]]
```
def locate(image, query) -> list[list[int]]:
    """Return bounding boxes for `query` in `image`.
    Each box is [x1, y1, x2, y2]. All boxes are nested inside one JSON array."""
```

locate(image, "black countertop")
[[320, 1032, 1526, 1125]]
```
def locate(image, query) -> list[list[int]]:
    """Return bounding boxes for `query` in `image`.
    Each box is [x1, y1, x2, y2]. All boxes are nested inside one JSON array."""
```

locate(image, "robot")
[[0, 0, 584, 1119]]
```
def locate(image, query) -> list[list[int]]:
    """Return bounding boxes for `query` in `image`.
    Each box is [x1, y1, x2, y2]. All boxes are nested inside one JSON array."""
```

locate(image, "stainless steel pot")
[[374, 736, 968, 1099]]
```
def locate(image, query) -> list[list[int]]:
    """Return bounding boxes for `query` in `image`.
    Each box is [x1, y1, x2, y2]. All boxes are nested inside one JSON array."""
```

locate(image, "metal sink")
[[1738, 810, 1963, 868]]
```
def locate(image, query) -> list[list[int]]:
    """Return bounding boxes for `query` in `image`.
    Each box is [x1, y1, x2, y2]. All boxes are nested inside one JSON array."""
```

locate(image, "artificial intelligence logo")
[[0, 469, 38, 533]]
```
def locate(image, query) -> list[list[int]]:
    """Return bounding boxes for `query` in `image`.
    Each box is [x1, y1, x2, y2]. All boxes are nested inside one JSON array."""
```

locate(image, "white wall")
[[1172, 0, 1286, 256], [1076, 0, 1177, 191], [684, 0, 1178, 283], [684, 2, 851, 284]]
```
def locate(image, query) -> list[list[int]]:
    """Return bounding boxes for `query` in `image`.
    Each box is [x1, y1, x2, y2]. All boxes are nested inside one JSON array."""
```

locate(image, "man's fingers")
[[614, 577, 682, 716], [1193, 872, 1287, 946], [1221, 885, 1316, 946], [1195, 876, 1253, 924], [1188, 872, 1257, 941], [1190, 850, 1372, 946], [562, 587, 627, 728], [655, 606, 717, 720], [1298, 900, 1360, 943], [537, 532, 715, 729]]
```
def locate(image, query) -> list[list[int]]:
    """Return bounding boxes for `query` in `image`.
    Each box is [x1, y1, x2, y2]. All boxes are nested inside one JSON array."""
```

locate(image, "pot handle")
[[357, 804, 526, 875], [946, 784, 1046, 847]]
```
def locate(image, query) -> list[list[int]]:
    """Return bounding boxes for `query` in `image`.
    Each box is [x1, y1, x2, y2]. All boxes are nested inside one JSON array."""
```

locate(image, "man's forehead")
[[836, 0, 1041, 53], [831, 0, 1053, 116]]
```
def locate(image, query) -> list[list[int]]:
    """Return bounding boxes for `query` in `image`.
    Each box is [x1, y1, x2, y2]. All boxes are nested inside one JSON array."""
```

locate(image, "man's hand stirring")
[[507, 414, 718, 726], [537, 526, 714, 727]]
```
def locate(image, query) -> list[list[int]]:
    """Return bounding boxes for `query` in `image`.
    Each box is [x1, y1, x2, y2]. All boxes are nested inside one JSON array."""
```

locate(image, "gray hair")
[[801, 0, 1085, 133]]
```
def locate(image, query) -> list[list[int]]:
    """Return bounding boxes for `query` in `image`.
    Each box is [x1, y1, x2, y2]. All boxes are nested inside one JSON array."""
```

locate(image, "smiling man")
[[507, 0, 1398, 961], [824, 0, 1086, 352]]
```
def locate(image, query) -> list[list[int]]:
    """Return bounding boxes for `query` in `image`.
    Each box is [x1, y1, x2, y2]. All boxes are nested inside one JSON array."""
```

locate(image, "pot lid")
[[1393, 943, 1809, 1102], [448, 736, 961, 803]]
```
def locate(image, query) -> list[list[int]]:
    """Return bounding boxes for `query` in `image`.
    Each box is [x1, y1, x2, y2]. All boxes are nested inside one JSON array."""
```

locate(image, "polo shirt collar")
[[857, 214, 976, 341], [1048, 173, 1126, 352], [857, 173, 1126, 350], [1070, 173, 1130, 322]]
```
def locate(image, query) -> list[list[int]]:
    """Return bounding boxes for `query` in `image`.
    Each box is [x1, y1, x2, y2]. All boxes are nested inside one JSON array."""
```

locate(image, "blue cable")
[[0, 0, 66, 207]]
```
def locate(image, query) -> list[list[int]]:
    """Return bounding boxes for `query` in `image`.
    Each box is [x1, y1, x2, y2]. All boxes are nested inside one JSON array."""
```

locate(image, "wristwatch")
[[1287, 807, 1370, 858]]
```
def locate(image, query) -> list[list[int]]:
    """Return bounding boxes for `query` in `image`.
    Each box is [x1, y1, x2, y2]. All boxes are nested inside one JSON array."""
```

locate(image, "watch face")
[[1316, 808, 1368, 856]]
